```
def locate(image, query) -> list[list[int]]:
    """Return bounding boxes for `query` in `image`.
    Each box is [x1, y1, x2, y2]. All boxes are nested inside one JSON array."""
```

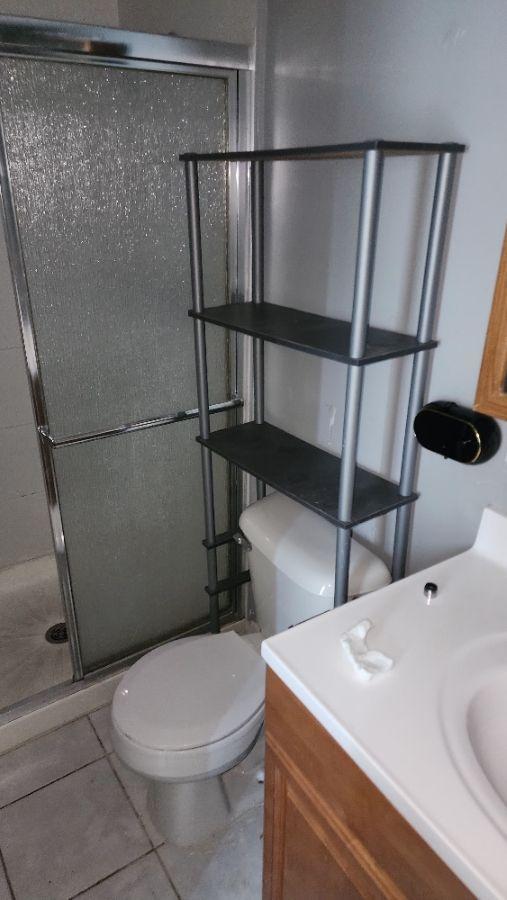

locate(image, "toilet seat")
[[112, 631, 265, 782]]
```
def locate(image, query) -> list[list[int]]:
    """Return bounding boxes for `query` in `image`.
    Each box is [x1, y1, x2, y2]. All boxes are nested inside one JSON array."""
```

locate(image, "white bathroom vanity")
[[262, 508, 507, 899]]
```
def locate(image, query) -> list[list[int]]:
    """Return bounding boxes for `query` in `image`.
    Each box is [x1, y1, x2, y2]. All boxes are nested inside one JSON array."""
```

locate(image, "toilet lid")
[[113, 631, 265, 752]]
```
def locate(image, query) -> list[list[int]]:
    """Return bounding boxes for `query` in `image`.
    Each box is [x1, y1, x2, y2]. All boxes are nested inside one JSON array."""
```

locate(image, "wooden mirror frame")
[[475, 227, 507, 420]]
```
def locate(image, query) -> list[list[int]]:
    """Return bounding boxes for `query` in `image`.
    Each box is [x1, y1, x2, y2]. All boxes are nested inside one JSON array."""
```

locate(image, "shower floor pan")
[[0, 554, 72, 711]]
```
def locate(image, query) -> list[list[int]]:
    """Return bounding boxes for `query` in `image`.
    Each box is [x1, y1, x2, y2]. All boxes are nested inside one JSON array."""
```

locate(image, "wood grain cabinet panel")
[[263, 670, 472, 900]]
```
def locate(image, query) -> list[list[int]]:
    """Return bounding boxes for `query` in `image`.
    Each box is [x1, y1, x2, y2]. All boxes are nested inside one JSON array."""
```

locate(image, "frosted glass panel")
[[53, 418, 230, 671], [0, 58, 229, 439], [0, 57, 235, 672]]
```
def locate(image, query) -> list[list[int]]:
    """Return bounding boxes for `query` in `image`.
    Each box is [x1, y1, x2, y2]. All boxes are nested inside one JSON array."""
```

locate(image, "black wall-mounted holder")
[[414, 401, 501, 464]]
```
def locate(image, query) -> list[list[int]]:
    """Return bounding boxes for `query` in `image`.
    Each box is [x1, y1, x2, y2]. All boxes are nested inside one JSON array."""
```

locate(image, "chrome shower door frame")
[[0, 16, 252, 682]]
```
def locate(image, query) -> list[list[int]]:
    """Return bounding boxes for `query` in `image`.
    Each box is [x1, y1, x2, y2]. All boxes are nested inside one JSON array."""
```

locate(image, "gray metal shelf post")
[[391, 151, 458, 579], [251, 159, 266, 499], [335, 149, 384, 605], [184, 159, 220, 633]]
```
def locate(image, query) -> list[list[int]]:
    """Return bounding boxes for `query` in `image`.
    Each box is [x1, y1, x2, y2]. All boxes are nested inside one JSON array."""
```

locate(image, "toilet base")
[[147, 775, 232, 847]]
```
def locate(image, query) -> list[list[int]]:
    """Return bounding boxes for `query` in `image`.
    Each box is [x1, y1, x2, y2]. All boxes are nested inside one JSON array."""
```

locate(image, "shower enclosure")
[[0, 17, 250, 702]]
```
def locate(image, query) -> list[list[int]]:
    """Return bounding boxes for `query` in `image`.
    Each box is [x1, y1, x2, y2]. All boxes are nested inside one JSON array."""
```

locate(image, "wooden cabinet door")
[[264, 744, 386, 899], [263, 671, 473, 900]]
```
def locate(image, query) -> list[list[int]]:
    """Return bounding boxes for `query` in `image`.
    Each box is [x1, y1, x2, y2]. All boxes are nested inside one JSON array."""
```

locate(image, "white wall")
[[257, 0, 507, 572], [118, 0, 255, 45], [0, 0, 119, 568]]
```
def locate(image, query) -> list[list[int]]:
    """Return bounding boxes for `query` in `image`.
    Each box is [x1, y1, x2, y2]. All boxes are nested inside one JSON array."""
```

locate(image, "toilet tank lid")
[[239, 493, 391, 599]]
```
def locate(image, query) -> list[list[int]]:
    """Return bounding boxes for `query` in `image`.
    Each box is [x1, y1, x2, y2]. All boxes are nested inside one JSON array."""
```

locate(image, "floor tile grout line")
[[0, 741, 169, 900], [93, 721, 182, 900], [0, 707, 107, 762], [86, 713, 109, 756], [103, 751, 160, 851], [87, 715, 168, 850], [0, 753, 106, 811], [102, 754, 182, 896], [0, 843, 15, 900], [155, 848, 183, 900], [68, 846, 156, 899]]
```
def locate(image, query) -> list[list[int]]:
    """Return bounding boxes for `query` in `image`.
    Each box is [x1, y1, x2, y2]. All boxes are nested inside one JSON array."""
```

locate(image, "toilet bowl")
[[112, 492, 391, 845], [112, 630, 264, 845]]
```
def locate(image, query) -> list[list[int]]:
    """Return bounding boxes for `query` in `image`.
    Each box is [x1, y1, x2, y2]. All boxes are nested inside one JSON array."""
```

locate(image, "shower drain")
[[45, 622, 68, 644]]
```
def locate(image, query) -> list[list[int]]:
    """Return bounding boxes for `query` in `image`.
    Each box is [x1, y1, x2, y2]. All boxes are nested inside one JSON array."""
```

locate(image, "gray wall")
[[0, 0, 119, 568], [118, 0, 255, 45], [256, 0, 507, 572]]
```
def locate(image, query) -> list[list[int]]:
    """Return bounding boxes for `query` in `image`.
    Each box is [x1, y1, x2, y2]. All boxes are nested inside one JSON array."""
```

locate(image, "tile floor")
[[0, 555, 72, 710], [0, 704, 264, 899]]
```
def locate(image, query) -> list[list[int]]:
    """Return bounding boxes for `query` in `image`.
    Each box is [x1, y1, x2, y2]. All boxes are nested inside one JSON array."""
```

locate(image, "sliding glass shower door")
[[0, 53, 239, 674]]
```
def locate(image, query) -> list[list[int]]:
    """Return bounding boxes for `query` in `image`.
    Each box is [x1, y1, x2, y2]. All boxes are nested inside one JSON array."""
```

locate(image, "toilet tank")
[[239, 493, 391, 638]]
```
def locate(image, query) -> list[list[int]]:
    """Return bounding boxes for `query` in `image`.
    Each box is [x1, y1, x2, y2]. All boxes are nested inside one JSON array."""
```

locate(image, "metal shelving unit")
[[181, 139, 465, 633]]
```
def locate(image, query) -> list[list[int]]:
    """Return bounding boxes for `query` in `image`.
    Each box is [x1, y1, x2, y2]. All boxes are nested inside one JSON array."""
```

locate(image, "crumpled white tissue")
[[340, 618, 393, 681]]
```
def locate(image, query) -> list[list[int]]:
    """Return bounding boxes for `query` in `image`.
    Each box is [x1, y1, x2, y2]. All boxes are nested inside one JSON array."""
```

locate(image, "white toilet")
[[111, 492, 391, 845]]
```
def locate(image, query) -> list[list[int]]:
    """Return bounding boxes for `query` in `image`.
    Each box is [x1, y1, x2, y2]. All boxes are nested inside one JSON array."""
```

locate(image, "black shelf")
[[180, 139, 466, 164], [198, 421, 417, 528], [189, 303, 436, 365]]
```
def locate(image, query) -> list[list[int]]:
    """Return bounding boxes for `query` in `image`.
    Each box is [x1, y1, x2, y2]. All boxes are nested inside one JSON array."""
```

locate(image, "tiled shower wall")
[[0, 230, 53, 569]]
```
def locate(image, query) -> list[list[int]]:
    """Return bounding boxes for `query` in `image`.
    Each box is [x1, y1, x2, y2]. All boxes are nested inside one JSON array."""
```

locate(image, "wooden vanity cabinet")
[[262, 670, 472, 899]]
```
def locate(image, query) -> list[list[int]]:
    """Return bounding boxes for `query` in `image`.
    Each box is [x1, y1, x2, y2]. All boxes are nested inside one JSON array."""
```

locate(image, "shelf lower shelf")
[[198, 421, 417, 528], [189, 303, 436, 365]]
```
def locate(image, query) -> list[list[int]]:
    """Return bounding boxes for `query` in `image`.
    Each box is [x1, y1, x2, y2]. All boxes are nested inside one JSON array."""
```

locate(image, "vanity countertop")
[[261, 508, 507, 900]]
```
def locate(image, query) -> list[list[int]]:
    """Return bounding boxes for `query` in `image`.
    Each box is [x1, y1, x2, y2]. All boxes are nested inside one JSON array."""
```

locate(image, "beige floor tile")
[[109, 753, 164, 847], [0, 717, 103, 807], [158, 804, 263, 900], [89, 705, 113, 754], [75, 852, 176, 900], [0, 757, 150, 900]]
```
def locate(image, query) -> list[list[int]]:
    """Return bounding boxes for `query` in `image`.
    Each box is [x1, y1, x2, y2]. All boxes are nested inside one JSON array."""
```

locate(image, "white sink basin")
[[441, 634, 507, 836]]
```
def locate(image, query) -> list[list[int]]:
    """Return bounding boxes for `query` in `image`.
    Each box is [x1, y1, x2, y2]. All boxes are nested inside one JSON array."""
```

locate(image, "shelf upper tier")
[[198, 421, 417, 528], [180, 139, 466, 163], [189, 303, 437, 365]]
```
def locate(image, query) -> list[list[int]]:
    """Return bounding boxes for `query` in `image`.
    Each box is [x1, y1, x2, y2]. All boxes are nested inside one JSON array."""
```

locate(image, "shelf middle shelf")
[[198, 421, 417, 528], [189, 302, 437, 365]]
